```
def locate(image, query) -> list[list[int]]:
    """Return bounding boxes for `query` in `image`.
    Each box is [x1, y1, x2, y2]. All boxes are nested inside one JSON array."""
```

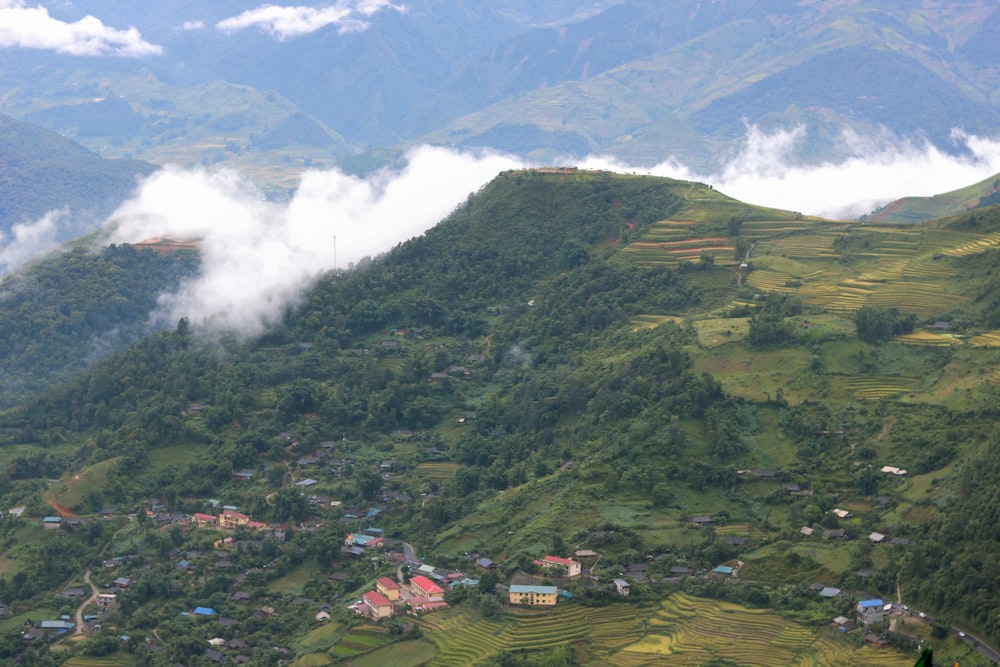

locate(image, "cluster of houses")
[[352, 575, 451, 619]]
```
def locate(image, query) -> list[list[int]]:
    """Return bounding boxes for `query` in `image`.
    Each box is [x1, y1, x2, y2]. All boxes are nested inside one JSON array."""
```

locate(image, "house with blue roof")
[[857, 599, 886, 626]]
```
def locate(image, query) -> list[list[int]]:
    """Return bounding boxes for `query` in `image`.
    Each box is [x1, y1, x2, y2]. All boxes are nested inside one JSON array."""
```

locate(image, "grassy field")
[[60, 653, 138, 667], [345, 639, 439, 667]]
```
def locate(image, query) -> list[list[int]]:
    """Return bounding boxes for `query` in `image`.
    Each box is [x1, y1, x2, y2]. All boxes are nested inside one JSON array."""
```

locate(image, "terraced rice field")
[[329, 626, 391, 658], [745, 270, 798, 293], [894, 331, 963, 347], [62, 656, 136, 667], [413, 462, 461, 483], [612, 592, 912, 667], [857, 258, 908, 281], [740, 220, 816, 235], [416, 602, 645, 665], [902, 254, 956, 279], [625, 237, 737, 267], [941, 230, 1000, 257], [630, 314, 684, 331], [841, 375, 919, 399], [756, 233, 839, 259], [862, 282, 962, 317], [968, 330, 1000, 347]]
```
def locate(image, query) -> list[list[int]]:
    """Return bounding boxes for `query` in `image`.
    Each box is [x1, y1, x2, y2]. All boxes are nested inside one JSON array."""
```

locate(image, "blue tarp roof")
[[193, 607, 215, 615]]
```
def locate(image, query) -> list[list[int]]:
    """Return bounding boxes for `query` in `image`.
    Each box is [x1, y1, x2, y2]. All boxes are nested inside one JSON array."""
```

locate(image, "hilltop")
[[0, 113, 156, 239], [864, 171, 1000, 224], [1, 170, 1000, 665]]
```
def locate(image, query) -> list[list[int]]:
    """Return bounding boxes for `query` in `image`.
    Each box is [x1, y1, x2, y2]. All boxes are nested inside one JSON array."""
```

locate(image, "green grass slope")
[[864, 171, 1000, 224]]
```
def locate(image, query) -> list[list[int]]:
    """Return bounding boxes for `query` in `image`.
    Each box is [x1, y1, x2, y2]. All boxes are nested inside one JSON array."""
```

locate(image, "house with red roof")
[[534, 555, 581, 577], [193, 513, 218, 528], [376, 577, 401, 601], [410, 575, 444, 597], [362, 590, 394, 619], [219, 509, 249, 530]]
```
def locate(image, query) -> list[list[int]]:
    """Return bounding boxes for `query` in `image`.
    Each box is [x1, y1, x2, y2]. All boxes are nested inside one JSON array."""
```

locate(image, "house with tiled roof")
[[376, 577, 401, 601], [362, 590, 393, 619], [534, 555, 581, 577], [410, 575, 444, 597]]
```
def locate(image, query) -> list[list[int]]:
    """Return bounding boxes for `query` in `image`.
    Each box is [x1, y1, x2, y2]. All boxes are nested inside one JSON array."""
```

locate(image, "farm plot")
[[756, 233, 839, 259], [625, 236, 736, 267], [417, 602, 646, 666], [824, 285, 873, 314], [941, 230, 1000, 257], [413, 462, 461, 484], [745, 270, 798, 293], [894, 331, 963, 347], [740, 219, 817, 236], [617, 592, 912, 667], [630, 314, 684, 331], [841, 375, 919, 399], [627, 592, 818, 665], [643, 219, 699, 241], [968, 330, 1000, 347], [862, 282, 962, 317], [856, 257, 908, 282], [903, 254, 956, 279], [919, 229, 991, 255], [328, 625, 391, 659], [62, 655, 137, 667]]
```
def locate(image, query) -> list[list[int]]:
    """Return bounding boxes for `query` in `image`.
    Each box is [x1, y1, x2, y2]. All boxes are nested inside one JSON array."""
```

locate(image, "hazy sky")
[[0, 1, 404, 55]]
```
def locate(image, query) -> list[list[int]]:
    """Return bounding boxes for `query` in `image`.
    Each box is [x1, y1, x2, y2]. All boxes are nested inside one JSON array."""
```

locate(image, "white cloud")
[[0, 209, 65, 277], [93, 126, 1000, 338], [216, 1, 404, 39], [581, 126, 1000, 219], [181, 20, 205, 31], [0, 1, 162, 56], [105, 146, 522, 337]]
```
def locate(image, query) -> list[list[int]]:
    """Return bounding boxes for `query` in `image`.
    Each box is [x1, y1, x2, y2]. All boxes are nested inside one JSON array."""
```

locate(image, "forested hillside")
[[0, 243, 198, 406], [0, 114, 155, 238], [2, 171, 1000, 665]]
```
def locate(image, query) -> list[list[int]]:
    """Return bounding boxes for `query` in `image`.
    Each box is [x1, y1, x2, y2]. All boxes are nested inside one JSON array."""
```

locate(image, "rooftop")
[[509, 584, 558, 594]]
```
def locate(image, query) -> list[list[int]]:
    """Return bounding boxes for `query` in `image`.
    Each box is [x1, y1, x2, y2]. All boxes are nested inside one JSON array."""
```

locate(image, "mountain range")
[[1, 0, 998, 179]]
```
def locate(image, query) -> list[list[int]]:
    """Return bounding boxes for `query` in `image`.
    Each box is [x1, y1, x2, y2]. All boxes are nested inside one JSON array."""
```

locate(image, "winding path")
[[74, 569, 99, 635]]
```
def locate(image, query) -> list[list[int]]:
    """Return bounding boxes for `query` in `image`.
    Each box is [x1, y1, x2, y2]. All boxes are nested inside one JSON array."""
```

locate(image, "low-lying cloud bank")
[[0, 0, 161, 56], [583, 126, 1000, 220], [106, 146, 523, 337], [0, 209, 64, 276]]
